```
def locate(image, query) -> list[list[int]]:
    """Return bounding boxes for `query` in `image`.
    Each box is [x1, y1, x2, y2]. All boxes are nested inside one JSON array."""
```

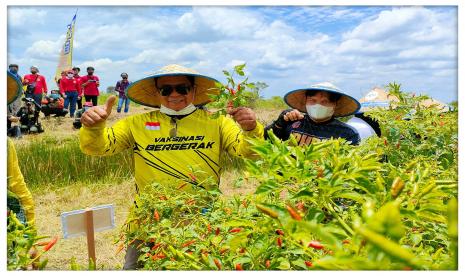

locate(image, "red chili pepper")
[[207, 224, 212, 233], [188, 173, 197, 182], [296, 201, 305, 211], [44, 236, 58, 251], [275, 229, 284, 236], [156, 253, 166, 259], [214, 259, 222, 270], [146, 252, 151, 257], [149, 238, 156, 243], [230, 228, 242, 233], [265, 260, 271, 268], [215, 227, 220, 236], [35, 241, 50, 246], [237, 84, 241, 92], [317, 167, 324, 178], [384, 139, 388, 146], [116, 243, 124, 254], [286, 204, 302, 220], [236, 263, 243, 270], [342, 239, 350, 244], [219, 247, 229, 254], [305, 261, 313, 267], [277, 237, 283, 247], [182, 240, 196, 248], [396, 142, 400, 149], [228, 87, 236, 96], [239, 248, 246, 253], [151, 243, 162, 250], [153, 210, 160, 222], [177, 183, 188, 190], [308, 240, 324, 250], [185, 198, 196, 205]]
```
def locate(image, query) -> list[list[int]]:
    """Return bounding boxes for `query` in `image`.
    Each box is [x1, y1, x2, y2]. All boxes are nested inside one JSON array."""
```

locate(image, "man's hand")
[[228, 107, 257, 131], [8, 116, 19, 123], [81, 96, 116, 127], [283, 109, 304, 122]]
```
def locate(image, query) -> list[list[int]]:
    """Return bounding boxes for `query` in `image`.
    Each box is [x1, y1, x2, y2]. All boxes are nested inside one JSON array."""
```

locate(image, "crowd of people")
[[6, 64, 132, 137]]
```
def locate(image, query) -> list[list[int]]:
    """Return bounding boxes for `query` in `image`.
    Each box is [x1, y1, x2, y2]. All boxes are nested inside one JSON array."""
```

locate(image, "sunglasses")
[[170, 117, 178, 138], [158, 84, 191, 96]]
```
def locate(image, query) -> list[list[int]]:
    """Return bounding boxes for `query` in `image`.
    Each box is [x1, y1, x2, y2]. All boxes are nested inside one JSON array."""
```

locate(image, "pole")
[[85, 209, 96, 267]]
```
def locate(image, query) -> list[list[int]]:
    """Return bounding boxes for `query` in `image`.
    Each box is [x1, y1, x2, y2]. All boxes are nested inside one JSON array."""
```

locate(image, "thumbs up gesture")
[[81, 96, 117, 127]]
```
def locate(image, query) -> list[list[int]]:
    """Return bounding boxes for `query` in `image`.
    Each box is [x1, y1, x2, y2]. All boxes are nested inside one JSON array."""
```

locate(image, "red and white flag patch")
[[145, 122, 160, 130]]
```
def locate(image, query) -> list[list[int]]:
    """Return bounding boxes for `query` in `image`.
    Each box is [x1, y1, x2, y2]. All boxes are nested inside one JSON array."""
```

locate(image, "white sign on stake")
[[61, 204, 115, 239]]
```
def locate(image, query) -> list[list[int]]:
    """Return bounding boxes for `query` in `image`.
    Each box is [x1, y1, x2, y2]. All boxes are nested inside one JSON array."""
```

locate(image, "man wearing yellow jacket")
[[79, 64, 264, 269], [7, 71, 35, 226]]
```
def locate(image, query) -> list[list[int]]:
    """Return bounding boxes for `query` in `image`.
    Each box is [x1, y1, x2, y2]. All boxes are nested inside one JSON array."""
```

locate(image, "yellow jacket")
[[80, 109, 263, 194], [7, 138, 35, 225]]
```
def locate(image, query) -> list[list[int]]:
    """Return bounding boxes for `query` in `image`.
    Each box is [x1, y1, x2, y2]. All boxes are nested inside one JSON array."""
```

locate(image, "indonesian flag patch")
[[145, 122, 160, 130]]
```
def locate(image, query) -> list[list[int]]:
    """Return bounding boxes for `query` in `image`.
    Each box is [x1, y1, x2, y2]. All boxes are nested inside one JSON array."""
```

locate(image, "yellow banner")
[[54, 13, 77, 84]]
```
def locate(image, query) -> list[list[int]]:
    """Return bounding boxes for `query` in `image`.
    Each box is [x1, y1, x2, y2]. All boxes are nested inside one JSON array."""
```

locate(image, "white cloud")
[[8, 6, 458, 104], [25, 39, 61, 60], [8, 8, 47, 27], [343, 7, 430, 41]]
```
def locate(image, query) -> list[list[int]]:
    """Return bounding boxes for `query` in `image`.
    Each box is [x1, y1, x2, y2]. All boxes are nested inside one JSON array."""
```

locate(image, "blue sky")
[[7, 6, 458, 104]]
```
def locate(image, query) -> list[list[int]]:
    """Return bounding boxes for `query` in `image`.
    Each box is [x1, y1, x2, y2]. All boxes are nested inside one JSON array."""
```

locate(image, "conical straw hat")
[[126, 64, 220, 108]]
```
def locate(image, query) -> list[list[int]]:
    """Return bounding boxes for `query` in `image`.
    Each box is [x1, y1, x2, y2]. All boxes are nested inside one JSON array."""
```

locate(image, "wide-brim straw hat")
[[7, 71, 23, 105], [126, 64, 220, 108], [284, 82, 360, 117]]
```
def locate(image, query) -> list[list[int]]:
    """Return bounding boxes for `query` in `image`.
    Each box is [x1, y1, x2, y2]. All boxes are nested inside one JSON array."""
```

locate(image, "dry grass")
[[33, 180, 135, 270], [25, 102, 282, 270]]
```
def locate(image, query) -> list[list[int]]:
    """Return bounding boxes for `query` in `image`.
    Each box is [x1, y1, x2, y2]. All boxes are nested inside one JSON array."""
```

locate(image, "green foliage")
[[207, 64, 265, 118], [120, 82, 457, 270], [255, 96, 287, 110], [14, 135, 134, 190], [7, 212, 52, 270]]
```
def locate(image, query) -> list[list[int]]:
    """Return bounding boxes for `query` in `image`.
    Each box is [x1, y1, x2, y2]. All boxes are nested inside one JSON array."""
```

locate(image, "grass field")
[[12, 101, 280, 270]]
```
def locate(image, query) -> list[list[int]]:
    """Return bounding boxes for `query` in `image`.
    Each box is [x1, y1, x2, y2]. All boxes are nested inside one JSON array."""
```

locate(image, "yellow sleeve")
[[219, 116, 264, 158], [79, 118, 134, 156], [7, 139, 35, 225]]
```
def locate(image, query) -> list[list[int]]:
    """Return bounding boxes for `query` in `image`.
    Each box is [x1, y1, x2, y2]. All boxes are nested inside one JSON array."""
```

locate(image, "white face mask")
[[67, 73, 74, 78], [160, 103, 196, 116], [306, 104, 335, 121]]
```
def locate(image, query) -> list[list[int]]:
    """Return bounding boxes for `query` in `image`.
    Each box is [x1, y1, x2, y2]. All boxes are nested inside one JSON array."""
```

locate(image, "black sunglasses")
[[158, 84, 191, 96], [170, 117, 178, 138]]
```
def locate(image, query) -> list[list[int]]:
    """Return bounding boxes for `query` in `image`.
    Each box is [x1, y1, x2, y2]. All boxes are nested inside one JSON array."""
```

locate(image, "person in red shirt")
[[72, 67, 83, 109], [80, 66, 100, 106], [22, 66, 48, 106], [60, 69, 82, 117]]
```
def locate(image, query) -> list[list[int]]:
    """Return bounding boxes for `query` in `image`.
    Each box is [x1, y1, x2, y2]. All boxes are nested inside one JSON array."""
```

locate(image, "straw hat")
[[7, 71, 23, 105], [126, 64, 220, 108], [284, 82, 360, 117]]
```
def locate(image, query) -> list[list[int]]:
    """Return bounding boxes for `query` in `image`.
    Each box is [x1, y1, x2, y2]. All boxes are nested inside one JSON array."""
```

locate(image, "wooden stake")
[[85, 209, 96, 266]]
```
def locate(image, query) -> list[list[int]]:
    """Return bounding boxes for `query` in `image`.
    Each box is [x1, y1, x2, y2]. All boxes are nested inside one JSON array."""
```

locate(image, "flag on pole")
[[54, 12, 77, 84]]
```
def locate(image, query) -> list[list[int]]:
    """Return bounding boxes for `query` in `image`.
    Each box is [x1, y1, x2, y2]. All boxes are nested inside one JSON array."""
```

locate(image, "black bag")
[[25, 75, 39, 96]]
